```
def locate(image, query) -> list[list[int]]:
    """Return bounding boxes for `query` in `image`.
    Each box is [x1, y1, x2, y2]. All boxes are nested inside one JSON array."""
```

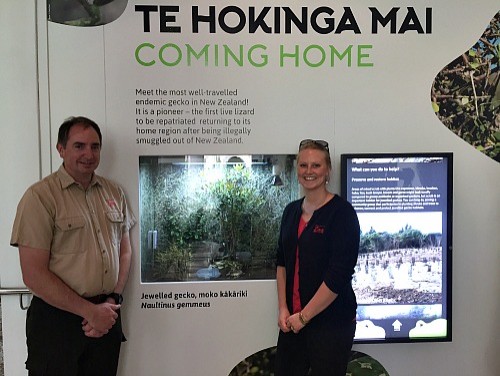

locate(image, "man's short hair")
[[57, 116, 102, 147]]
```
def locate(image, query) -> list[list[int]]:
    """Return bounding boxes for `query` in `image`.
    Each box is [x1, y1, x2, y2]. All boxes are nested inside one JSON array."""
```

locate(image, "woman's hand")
[[286, 312, 306, 334], [278, 307, 292, 332]]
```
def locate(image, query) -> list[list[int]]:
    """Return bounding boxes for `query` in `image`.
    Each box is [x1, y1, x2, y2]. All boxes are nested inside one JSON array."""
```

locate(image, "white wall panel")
[[0, 1, 40, 375]]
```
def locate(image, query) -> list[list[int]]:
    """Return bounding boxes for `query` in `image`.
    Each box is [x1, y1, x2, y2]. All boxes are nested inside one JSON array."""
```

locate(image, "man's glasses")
[[299, 139, 329, 151]]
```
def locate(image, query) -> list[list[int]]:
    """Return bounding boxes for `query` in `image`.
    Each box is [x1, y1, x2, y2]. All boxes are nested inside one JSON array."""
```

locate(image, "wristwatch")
[[108, 292, 123, 304]]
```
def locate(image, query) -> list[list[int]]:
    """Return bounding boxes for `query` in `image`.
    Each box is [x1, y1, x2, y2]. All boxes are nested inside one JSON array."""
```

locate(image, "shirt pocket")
[[106, 211, 124, 245], [106, 211, 124, 223], [53, 216, 86, 254]]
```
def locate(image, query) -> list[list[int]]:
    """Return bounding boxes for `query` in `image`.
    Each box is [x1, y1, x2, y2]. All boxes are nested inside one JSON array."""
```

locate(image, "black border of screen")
[[340, 152, 453, 344]]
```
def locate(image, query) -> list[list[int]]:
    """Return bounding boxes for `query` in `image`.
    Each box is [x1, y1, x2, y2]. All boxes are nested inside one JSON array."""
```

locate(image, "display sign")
[[41, 0, 498, 373]]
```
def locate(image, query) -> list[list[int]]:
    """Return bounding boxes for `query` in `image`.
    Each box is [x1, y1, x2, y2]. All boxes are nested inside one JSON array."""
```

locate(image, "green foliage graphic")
[[432, 12, 500, 162]]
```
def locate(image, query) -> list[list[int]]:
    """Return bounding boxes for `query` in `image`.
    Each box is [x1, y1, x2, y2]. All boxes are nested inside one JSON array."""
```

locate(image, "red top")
[[292, 216, 308, 313]]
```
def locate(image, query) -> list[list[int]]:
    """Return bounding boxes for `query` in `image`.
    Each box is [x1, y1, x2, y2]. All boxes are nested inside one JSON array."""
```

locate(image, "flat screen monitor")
[[341, 152, 453, 343]]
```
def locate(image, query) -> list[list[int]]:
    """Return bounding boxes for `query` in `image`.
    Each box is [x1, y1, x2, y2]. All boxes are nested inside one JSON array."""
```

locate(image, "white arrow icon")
[[392, 320, 402, 332]]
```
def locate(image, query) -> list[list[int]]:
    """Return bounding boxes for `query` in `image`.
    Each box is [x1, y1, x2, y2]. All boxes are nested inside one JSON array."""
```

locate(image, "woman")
[[275, 139, 360, 376]]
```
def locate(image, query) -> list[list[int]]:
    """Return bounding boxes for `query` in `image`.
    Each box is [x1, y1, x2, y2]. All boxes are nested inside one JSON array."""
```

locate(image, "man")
[[10, 116, 135, 376]]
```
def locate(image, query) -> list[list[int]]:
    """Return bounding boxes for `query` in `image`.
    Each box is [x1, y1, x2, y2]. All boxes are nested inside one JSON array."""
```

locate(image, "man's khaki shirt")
[[11, 165, 136, 297]]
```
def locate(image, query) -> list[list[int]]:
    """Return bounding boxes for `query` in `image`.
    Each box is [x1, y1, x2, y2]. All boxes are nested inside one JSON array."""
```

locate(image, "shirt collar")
[[57, 164, 101, 190]]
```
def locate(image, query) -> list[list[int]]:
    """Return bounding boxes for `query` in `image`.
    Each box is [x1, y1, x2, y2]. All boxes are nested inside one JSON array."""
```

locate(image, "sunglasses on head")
[[299, 139, 329, 151]]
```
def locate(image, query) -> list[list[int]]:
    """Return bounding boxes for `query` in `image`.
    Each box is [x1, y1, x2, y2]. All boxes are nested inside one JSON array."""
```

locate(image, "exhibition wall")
[[1, 1, 499, 375]]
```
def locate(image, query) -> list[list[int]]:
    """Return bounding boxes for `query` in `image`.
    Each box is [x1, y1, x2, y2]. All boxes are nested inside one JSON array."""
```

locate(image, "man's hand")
[[82, 302, 120, 337], [81, 319, 105, 338]]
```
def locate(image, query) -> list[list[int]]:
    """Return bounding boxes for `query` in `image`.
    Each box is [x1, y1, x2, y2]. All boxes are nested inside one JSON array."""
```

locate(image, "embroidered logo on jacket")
[[313, 224, 325, 234]]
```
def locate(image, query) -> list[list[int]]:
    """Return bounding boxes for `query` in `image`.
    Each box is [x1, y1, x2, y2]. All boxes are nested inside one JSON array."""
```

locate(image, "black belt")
[[85, 294, 109, 304]]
